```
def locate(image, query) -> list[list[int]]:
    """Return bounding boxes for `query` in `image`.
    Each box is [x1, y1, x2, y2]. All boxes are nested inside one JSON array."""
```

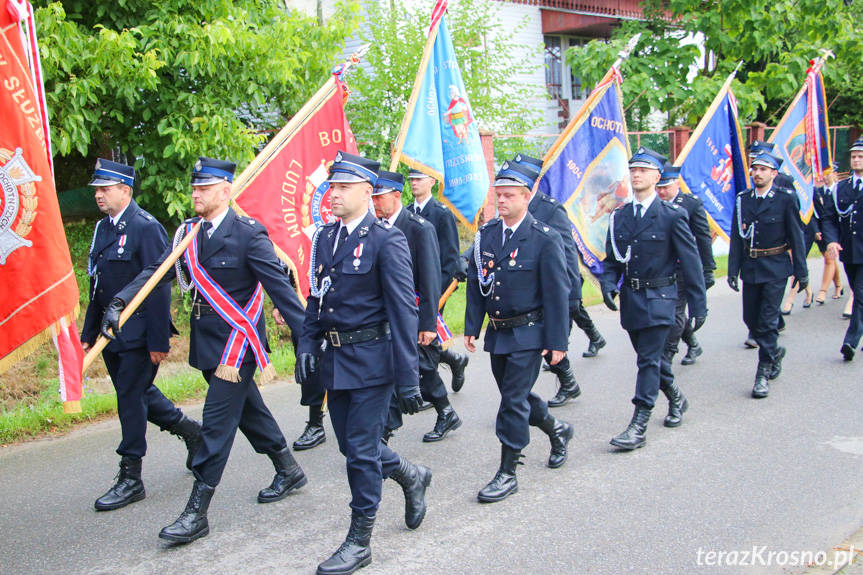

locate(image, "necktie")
[[856, 179, 862, 193], [504, 228, 513, 248], [635, 204, 642, 219], [335, 226, 349, 254], [200, 221, 212, 253]]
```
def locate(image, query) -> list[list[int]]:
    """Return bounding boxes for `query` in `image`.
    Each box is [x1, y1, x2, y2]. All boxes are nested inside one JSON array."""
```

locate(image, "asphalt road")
[[2, 257, 862, 575]]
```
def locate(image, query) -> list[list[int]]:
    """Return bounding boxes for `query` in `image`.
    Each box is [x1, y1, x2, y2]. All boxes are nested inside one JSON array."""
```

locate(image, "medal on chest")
[[117, 234, 127, 254], [509, 248, 518, 267], [353, 243, 364, 268]]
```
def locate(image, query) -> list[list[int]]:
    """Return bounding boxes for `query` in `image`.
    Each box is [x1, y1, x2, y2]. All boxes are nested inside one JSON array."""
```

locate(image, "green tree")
[[36, 0, 358, 220], [564, 0, 860, 130], [345, 0, 544, 168]]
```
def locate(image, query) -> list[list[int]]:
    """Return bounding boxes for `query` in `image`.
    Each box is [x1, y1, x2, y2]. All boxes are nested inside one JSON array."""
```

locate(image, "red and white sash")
[[415, 292, 454, 349], [184, 223, 275, 384]]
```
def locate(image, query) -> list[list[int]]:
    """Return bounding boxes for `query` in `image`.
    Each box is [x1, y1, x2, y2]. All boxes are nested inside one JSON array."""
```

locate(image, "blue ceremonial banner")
[[675, 84, 749, 241], [398, 13, 489, 229], [768, 59, 832, 224], [537, 72, 631, 278]]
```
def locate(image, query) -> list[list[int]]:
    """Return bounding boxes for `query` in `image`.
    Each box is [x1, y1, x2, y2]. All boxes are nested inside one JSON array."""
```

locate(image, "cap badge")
[[95, 159, 102, 170], [502, 161, 510, 170], [638, 147, 645, 154], [335, 151, 343, 163], [515, 154, 522, 162], [194, 159, 203, 172]]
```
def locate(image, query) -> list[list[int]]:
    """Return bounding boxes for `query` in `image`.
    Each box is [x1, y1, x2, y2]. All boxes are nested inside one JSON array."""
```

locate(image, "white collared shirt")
[[334, 214, 365, 254], [632, 192, 657, 216], [385, 204, 402, 227], [414, 195, 433, 213], [110, 203, 131, 227], [204, 207, 230, 237], [853, 175, 863, 191], [502, 212, 528, 246]]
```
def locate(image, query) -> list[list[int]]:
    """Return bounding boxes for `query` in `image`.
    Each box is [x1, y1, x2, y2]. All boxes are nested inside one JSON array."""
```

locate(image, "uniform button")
[[494, 296, 500, 301], [330, 268, 336, 273], [495, 311, 500, 316], [495, 282, 500, 286], [634, 239, 638, 243], [97, 272, 101, 276], [99, 254, 103, 258], [634, 255, 639, 259], [496, 267, 501, 271], [98, 289, 103, 294], [327, 308, 334, 313], [330, 287, 335, 292], [221, 261, 226, 265]]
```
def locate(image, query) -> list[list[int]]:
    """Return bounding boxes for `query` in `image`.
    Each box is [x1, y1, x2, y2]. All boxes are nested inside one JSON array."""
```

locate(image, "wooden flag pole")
[[388, 13, 445, 171], [438, 279, 458, 311], [82, 221, 202, 372]]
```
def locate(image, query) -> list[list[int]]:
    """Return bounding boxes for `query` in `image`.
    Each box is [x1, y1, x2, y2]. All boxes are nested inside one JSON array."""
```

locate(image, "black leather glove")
[[689, 315, 707, 332], [294, 353, 317, 385], [603, 289, 619, 311], [454, 255, 469, 282], [100, 298, 125, 340], [727, 276, 739, 292], [396, 385, 423, 415], [703, 270, 715, 290], [797, 276, 809, 290]]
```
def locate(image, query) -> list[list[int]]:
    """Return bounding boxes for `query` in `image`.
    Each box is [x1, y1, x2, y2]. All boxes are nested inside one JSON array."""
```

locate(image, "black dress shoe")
[[744, 337, 759, 349], [417, 400, 434, 412], [95, 456, 145, 511], [842, 343, 856, 361], [159, 480, 215, 543], [388, 458, 431, 529], [317, 512, 374, 575], [752, 362, 770, 399], [423, 406, 462, 442], [610, 406, 651, 450], [258, 447, 307, 503], [293, 422, 326, 451], [478, 445, 522, 503], [768, 346, 786, 380], [680, 343, 703, 366]]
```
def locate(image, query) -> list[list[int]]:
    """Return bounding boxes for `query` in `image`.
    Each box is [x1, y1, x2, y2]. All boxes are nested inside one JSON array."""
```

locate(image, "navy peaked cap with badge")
[[656, 163, 681, 187], [327, 151, 379, 185], [89, 159, 135, 187], [372, 170, 404, 196], [628, 147, 667, 171], [494, 160, 538, 189], [408, 168, 433, 179], [512, 153, 543, 174], [850, 137, 863, 152], [748, 140, 776, 157], [751, 150, 782, 170], [191, 157, 236, 186]]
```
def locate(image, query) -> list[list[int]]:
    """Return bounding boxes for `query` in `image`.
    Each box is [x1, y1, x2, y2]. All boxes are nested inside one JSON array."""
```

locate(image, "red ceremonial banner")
[[1, 4, 82, 409], [232, 77, 357, 302]]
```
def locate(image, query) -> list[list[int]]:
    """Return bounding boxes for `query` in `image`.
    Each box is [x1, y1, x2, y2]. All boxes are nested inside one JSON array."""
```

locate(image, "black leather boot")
[[547, 367, 581, 408], [422, 404, 462, 443], [95, 456, 146, 511], [316, 512, 375, 575], [536, 414, 573, 468], [158, 480, 215, 543], [610, 406, 651, 451], [768, 346, 786, 380], [439, 348, 469, 392], [293, 405, 326, 451], [582, 327, 606, 358], [680, 339, 703, 366], [167, 414, 203, 471], [477, 444, 522, 503], [258, 446, 307, 503], [752, 362, 771, 399], [388, 457, 432, 529], [661, 382, 689, 427]]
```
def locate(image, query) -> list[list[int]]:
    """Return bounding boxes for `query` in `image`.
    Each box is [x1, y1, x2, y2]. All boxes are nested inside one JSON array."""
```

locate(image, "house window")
[[544, 35, 562, 99], [568, 38, 584, 101]]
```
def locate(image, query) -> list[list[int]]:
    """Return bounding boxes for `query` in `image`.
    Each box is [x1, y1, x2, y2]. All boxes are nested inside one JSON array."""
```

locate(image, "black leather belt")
[[327, 323, 390, 347], [629, 276, 676, 290], [192, 301, 220, 318], [489, 309, 543, 330], [749, 244, 788, 258]]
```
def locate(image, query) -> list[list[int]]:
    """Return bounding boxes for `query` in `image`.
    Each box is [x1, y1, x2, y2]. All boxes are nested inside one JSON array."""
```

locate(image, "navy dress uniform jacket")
[[81, 199, 173, 353], [729, 186, 808, 283], [412, 198, 460, 295], [465, 213, 571, 354], [821, 178, 863, 265], [391, 207, 441, 333], [672, 191, 716, 272], [116, 208, 306, 370], [298, 211, 419, 391], [600, 199, 708, 331], [528, 190, 583, 304]]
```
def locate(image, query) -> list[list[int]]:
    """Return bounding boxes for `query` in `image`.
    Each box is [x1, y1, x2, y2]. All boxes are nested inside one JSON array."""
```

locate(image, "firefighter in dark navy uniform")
[[600, 148, 707, 450], [372, 170, 462, 444], [728, 150, 807, 397], [823, 138, 863, 361], [465, 161, 573, 503], [407, 169, 470, 392], [104, 157, 309, 543], [295, 153, 432, 575], [656, 163, 716, 369], [81, 159, 202, 512]]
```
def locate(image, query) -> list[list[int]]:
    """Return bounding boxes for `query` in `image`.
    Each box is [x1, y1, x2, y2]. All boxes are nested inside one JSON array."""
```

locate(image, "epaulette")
[[532, 220, 551, 234], [237, 216, 258, 227], [662, 200, 679, 209], [407, 212, 427, 225], [137, 210, 154, 221], [541, 194, 557, 204], [373, 219, 392, 231], [782, 187, 793, 194], [434, 200, 450, 211], [184, 217, 196, 224], [480, 217, 500, 229]]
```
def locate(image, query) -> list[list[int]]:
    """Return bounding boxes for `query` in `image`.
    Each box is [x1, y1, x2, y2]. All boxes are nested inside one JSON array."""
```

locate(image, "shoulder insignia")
[[541, 195, 556, 204], [137, 211, 154, 221], [184, 217, 196, 224], [783, 188, 793, 194], [360, 224, 372, 237], [662, 200, 679, 209], [531, 221, 551, 235], [436, 201, 449, 211], [237, 216, 257, 227]]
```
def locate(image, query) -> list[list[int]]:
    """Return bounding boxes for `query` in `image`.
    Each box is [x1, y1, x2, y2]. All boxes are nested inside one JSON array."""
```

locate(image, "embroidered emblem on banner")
[[0, 148, 41, 265]]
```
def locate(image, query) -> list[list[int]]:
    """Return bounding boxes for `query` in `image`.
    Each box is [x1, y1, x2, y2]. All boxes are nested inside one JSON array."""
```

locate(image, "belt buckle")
[[489, 318, 498, 330], [750, 247, 758, 258], [193, 302, 201, 319], [631, 277, 641, 290], [329, 331, 341, 347]]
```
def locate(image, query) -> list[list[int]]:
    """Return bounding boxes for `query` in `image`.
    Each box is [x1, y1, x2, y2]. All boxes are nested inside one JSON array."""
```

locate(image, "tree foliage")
[[565, 0, 860, 130], [35, 0, 358, 220], [345, 0, 544, 167]]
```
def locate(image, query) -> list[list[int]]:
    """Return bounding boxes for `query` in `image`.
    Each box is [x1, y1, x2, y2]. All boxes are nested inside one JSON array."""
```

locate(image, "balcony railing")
[[501, 0, 645, 19]]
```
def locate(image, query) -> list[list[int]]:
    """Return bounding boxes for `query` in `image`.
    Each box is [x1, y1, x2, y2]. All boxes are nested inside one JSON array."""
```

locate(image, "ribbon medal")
[[353, 243, 364, 268], [509, 248, 518, 266], [117, 234, 127, 254]]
